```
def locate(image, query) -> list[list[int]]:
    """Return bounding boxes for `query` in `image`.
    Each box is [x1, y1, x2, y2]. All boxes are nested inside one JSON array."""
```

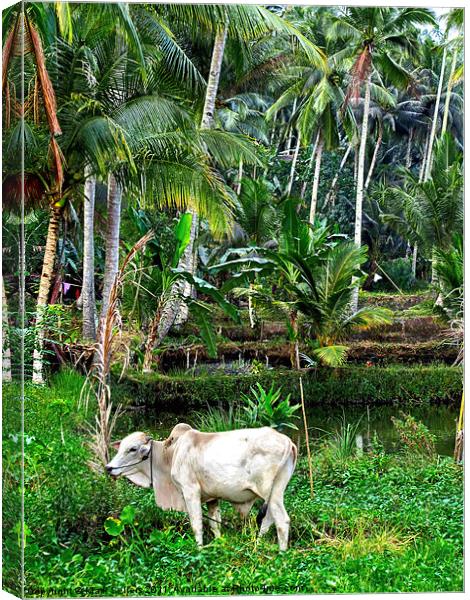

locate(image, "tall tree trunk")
[[173, 211, 198, 327], [82, 167, 97, 341], [351, 74, 371, 313], [411, 244, 418, 279], [162, 22, 228, 335], [419, 127, 431, 181], [353, 144, 358, 183], [100, 173, 122, 322], [2, 276, 12, 382], [32, 202, 62, 383], [325, 143, 352, 206], [201, 24, 228, 130], [364, 122, 383, 191], [431, 245, 442, 304], [412, 131, 430, 279], [300, 130, 319, 200], [286, 98, 297, 152], [405, 128, 414, 168], [308, 134, 324, 224], [441, 48, 457, 137], [286, 133, 301, 197], [425, 46, 447, 181], [236, 158, 243, 195]]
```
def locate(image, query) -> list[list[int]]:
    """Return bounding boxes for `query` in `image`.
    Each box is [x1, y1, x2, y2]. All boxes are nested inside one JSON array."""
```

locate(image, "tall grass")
[[323, 414, 364, 462], [191, 404, 244, 432]]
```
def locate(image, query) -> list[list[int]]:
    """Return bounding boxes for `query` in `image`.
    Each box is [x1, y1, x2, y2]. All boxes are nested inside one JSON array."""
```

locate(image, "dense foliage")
[[1, 4, 464, 597]]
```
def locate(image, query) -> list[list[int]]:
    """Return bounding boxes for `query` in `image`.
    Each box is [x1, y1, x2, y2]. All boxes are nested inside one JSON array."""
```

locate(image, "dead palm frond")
[[81, 230, 154, 470], [3, 10, 63, 191]]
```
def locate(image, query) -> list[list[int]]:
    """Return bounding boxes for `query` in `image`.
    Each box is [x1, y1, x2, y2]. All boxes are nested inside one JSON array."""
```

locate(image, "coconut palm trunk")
[[100, 173, 122, 323], [325, 143, 353, 206], [32, 201, 62, 383], [300, 130, 319, 200], [412, 130, 431, 278], [2, 277, 12, 382], [351, 74, 371, 312], [286, 98, 297, 152], [236, 158, 243, 195], [364, 121, 383, 191], [441, 48, 457, 137], [425, 46, 447, 181], [286, 133, 301, 197], [405, 128, 413, 168], [82, 167, 97, 340], [156, 22, 228, 339], [308, 134, 324, 224]]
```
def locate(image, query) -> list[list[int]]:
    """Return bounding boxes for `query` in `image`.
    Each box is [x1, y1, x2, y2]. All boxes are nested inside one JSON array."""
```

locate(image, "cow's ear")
[[111, 440, 121, 450]]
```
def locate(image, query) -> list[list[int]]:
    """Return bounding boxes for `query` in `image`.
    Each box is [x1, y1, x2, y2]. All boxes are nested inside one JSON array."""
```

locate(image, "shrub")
[[391, 412, 437, 457], [241, 383, 300, 431]]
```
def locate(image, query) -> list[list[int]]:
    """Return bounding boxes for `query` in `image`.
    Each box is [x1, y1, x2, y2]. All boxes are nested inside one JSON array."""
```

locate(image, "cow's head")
[[106, 431, 152, 488]]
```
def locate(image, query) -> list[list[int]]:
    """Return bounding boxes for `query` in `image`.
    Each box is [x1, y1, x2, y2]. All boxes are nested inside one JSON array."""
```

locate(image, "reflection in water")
[[116, 402, 458, 457]]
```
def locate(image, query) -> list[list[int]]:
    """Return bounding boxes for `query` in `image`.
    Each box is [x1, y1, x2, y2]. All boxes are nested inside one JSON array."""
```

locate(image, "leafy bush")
[[192, 404, 244, 432], [391, 412, 437, 457], [241, 383, 300, 431]]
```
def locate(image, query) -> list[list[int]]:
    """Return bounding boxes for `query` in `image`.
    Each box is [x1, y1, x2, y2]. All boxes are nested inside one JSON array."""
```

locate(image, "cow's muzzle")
[[105, 465, 118, 478]]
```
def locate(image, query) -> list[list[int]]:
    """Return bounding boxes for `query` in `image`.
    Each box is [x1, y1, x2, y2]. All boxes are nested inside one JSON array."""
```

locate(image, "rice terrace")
[[2, 1, 464, 597]]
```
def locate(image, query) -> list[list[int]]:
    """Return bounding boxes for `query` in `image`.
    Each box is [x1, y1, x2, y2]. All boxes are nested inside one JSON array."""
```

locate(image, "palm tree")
[[441, 9, 463, 138], [81, 166, 96, 340], [387, 133, 462, 291], [2, 3, 151, 382], [327, 7, 436, 310], [210, 202, 392, 366], [158, 4, 326, 327], [3, 8, 64, 383], [216, 93, 270, 193]]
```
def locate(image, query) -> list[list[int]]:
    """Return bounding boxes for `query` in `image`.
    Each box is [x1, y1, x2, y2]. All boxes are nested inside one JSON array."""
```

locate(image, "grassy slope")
[[2, 371, 463, 597]]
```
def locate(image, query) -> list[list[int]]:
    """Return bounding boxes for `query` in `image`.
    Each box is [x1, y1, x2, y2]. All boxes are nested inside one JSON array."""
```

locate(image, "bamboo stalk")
[[299, 377, 314, 498]]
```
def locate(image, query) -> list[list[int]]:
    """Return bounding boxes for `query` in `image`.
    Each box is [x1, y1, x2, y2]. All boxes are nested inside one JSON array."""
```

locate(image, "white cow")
[[106, 423, 297, 550]]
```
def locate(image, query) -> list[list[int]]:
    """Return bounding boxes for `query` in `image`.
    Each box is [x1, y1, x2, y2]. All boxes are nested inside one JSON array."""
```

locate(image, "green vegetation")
[[2, 373, 463, 596], [114, 364, 462, 410], [2, 4, 464, 597], [193, 382, 300, 432]]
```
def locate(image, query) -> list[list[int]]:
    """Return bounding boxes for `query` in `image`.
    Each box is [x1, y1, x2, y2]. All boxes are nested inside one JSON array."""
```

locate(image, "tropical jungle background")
[[2, 1, 464, 596]]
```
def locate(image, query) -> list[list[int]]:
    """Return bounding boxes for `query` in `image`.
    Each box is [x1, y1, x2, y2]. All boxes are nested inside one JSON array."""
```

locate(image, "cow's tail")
[[256, 440, 297, 528]]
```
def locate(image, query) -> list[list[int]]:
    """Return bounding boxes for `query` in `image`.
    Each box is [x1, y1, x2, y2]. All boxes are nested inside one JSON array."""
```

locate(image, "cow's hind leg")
[[269, 499, 290, 551], [207, 500, 221, 539], [258, 504, 274, 537], [262, 452, 295, 551], [182, 486, 204, 547]]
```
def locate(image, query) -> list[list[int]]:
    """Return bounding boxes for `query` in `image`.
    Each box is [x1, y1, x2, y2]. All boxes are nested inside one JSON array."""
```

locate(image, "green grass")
[[2, 370, 463, 597]]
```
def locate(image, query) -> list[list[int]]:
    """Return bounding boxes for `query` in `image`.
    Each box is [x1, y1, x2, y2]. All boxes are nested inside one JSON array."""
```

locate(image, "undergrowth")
[[2, 370, 463, 597]]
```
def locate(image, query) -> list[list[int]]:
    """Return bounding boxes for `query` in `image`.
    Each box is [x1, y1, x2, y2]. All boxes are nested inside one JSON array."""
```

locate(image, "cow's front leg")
[[207, 500, 221, 539], [182, 486, 204, 546]]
